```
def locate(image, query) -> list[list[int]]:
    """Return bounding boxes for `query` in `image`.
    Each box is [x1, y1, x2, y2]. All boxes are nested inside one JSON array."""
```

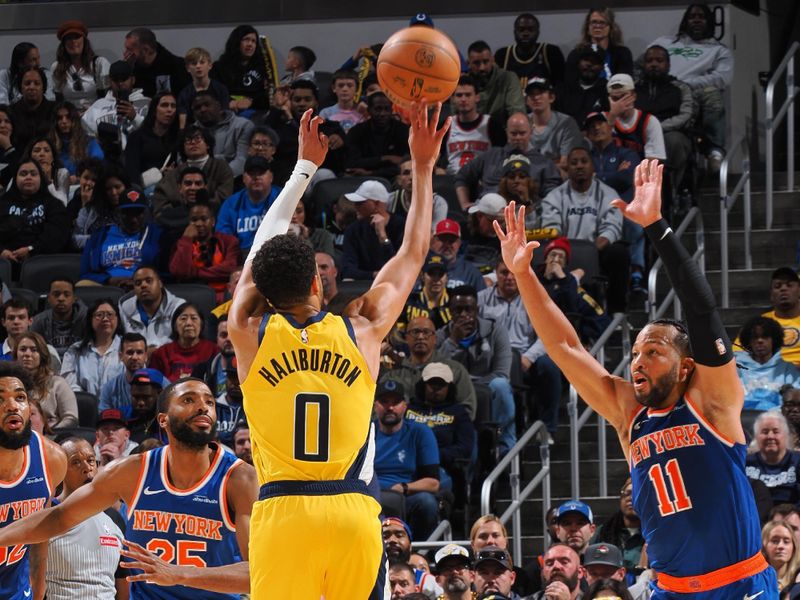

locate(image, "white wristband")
[[245, 159, 318, 263]]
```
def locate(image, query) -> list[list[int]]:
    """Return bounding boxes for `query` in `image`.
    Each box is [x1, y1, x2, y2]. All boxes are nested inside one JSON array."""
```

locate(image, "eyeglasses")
[[93, 311, 117, 320], [590, 19, 610, 27], [71, 72, 83, 92], [476, 549, 510, 562], [620, 488, 632, 497], [407, 328, 435, 338]]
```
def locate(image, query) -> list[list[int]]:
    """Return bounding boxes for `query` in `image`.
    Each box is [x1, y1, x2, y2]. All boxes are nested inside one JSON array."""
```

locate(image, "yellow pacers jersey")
[[241, 311, 376, 484]]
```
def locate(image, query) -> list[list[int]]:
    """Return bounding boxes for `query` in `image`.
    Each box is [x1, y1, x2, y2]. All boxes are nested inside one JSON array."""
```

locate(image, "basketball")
[[377, 26, 461, 108]]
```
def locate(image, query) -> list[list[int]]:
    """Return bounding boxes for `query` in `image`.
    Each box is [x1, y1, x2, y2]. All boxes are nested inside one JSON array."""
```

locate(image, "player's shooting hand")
[[121, 539, 184, 586], [408, 101, 451, 168], [493, 202, 539, 277], [610, 159, 663, 228], [297, 109, 329, 167]]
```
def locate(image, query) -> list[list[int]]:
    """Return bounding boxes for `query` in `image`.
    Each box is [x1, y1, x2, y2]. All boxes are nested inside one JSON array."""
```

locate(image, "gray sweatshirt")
[[649, 35, 734, 90], [541, 178, 623, 244], [529, 111, 586, 160]]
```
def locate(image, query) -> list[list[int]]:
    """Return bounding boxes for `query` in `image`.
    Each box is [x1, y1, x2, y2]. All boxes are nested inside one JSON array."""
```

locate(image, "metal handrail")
[[766, 41, 799, 229], [412, 520, 454, 549], [569, 313, 631, 499], [647, 207, 705, 320], [479, 420, 551, 564], [719, 135, 752, 308]]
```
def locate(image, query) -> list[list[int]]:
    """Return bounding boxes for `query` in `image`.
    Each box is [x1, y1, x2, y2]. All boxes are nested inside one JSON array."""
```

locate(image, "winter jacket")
[[735, 350, 800, 411], [119, 288, 185, 348], [197, 110, 254, 177], [406, 399, 475, 470], [132, 42, 191, 98], [340, 213, 405, 281], [541, 178, 623, 244], [635, 76, 695, 132]]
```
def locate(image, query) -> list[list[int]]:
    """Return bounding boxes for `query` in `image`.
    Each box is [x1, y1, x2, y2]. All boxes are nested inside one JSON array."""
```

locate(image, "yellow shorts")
[[249, 492, 385, 599]]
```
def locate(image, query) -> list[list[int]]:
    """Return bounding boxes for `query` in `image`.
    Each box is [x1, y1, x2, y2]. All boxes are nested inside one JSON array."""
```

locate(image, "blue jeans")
[[488, 376, 516, 454], [405, 491, 439, 541], [623, 219, 645, 270], [526, 355, 562, 434], [694, 86, 726, 153]]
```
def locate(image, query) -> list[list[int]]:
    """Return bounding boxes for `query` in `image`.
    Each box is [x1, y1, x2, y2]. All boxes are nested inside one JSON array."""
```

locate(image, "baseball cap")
[[473, 546, 513, 571], [97, 409, 127, 428], [582, 111, 608, 130], [556, 499, 594, 523], [381, 516, 413, 539], [525, 77, 554, 95], [607, 73, 635, 93], [130, 368, 168, 390], [771, 266, 799, 283], [421, 362, 454, 384], [422, 253, 447, 275], [409, 13, 434, 27], [118, 187, 148, 211], [468, 193, 507, 216], [243, 155, 272, 174], [109, 60, 133, 81], [583, 543, 623, 568], [434, 543, 471, 572], [376, 379, 407, 401], [57, 20, 88, 41], [345, 180, 389, 204], [434, 218, 461, 238], [501, 155, 531, 177], [543, 237, 572, 262]]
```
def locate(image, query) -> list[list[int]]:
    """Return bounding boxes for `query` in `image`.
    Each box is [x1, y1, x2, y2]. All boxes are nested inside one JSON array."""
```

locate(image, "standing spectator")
[[61, 299, 124, 395], [279, 46, 317, 87], [53, 102, 103, 178], [123, 27, 190, 97], [97, 332, 149, 417], [318, 69, 365, 133], [1, 299, 62, 371], [15, 332, 78, 429], [212, 25, 270, 115], [429, 219, 486, 290], [565, 7, 634, 84], [605, 74, 666, 163], [177, 47, 230, 129], [400, 254, 452, 332], [761, 520, 800, 591], [466, 41, 525, 122], [746, 410, 800, 507], [736, 316, 800, 411], [192, 91, 253, 177], [388, 157, 448, 231], [340, 180, 404, 280], [123, 91, 179, 188], [50, 20, 110, 112], [374, 379, 441, 541], [215, 155, 280, 254], [494, 13, 566, 88], [169, 201, 241, 302], [0, 42, 55, 105], [31, 278, 87, 358], [345, 92, 409, 179], [591, 478, 645, 575], [118, 265, 185, 348], [148, 302, 218, 381], [650, 3, 734, 170], [525, 77, 584, 174], [8, 66, 56, 152], [554, 45, 609, 125], [94, 408, 137, 466]]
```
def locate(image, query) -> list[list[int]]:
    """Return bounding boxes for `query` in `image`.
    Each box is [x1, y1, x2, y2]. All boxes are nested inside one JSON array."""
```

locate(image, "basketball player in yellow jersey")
[[228, 105, 450, 600]]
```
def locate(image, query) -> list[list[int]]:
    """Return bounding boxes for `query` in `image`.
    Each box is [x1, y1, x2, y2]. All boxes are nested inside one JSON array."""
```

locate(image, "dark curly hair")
[[252, 234, 317, 309], [739, 315, 783, 355], [649, 318, 692, 357], [585, 578, 633, 600], [676, 3, 715, 41], [0, 361, 34, 394]]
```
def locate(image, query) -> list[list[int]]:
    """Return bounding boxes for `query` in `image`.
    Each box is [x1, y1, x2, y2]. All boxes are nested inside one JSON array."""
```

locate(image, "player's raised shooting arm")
[[494, 203, 633, 431], [351, 102, 450, 342]]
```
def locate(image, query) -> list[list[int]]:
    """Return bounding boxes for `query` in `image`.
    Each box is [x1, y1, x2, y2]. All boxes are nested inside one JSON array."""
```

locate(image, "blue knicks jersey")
[[0, 432, 52, 600], [628, 396, 762, 577], [125, 444, 243, 600]]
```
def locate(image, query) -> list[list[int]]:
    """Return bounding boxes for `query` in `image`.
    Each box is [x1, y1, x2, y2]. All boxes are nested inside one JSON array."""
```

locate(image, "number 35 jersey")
[[628, 396, 762, 578], [241, 311, 376, 486]]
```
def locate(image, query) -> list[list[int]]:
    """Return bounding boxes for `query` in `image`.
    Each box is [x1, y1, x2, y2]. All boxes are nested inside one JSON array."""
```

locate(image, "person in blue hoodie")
[[736, 315, 800, 411], [215, 155, 280, 255]]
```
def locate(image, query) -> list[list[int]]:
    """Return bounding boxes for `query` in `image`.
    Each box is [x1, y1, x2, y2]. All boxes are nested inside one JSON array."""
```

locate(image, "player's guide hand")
[[121, 538, 182, 586]]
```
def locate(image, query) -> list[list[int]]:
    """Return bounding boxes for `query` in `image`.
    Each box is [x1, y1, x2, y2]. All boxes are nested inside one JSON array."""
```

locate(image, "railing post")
[[744, 156, 752, 271], [511, 454, 522, 566], [540, 435, 551, 554], [788, 55, 795, 194], [597, 345, 608, 497], [766, 79, 774, 230], [720, 194, 729, 308], [569, 387, 579, 499]]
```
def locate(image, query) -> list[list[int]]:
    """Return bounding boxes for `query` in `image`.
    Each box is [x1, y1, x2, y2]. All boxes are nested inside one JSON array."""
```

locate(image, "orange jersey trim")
[[0, 446, 29, 487], [656, 552, 768, 593]]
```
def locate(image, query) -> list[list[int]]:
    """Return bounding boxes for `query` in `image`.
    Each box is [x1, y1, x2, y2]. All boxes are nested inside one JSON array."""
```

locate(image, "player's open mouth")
[[4, 415, 23, 429], [633, 374, 649, 389]]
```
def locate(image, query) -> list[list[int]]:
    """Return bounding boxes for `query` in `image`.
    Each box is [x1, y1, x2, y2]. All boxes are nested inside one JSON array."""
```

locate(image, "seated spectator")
[[382, 517, 414, 563], [737, 316, 800, 411], [494, 13, 566, 88], [429, 219, 486, 291], [388, 157, 448, 231], [464, 193, 505, 273], [432, 543, 474, 600], [0, 159, 70, 269], [61, 299, 124, 395], [388, 560, 417, 600], [746, 410, 800, 507], [0, 42, 56, 106], [437, 285, 515, 453], [216, 155, 280, 255], [215, 361, 244, 445], [127, 368, 164, 443], [1, 298, 61, 371], [541, 147, 628, 313], [31, 277, 88, 358], [210, 268, 241, 322], [178, 47, 230, 129], [211, 25, 270, 116], [154, 166, 210, 232], [479, 257, 561, 439], [287, 198, 336, 258], [591, 478, 645, 576], [169, 200, 241, 303], [97, 332, 150, 416], [466, 40, 525, 122], [783, 388, 800, 444], [582, 543, 629, 587], [606, 74, 666, 163], [555, 45, 609, 125], [565, 8, 633, 84], [374, 380, 441, 541], [94, 408, 137, 467], [442, 74, 505, 176], [497, 155, 544, 230], [8, 66, 56, 151], [153, 125, 234, 212], [314, 252, 353, 315], [53, 102, 104, 178], [525, 77, 584, 175], [650, 3, 734, 170], [123, 27, 189, 97], [526, 544, 583, 600], [584, 578, 633, 600], [15, 332, 78, 429], [555, 499, 596, 561], [400, 254, 452, 332], [455, 112, 560, 211], [50, 20, 110, 112], [119, 265, 185, 348], [470, 514, 533, 596], [323, 195, 357, 259], [192, 91, 253, 177], [232, 126, 278, 190], [192, 315, 235, 398], [66, 156, 101, 227], [149, 302, 217, 380], [472, 546, 518, 599], [123, 92, 179, 187], [340, 180, 404, 280], [318, 69, 365, 133], [232, 422, 252, 464], [761, 520, 800, 591], [345, 92, 409, 179], [81, 60, 149, 150], [279, 45, 317, 87], [78, 188, 165, 288], [748, 267, 800, 366], [71, 161, 127, 250], [0, 105, 20, 186], [26, 135, 70, 202]]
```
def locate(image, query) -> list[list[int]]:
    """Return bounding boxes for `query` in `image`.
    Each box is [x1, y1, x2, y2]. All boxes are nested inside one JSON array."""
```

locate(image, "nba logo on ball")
[[377, 26, 460, 108]]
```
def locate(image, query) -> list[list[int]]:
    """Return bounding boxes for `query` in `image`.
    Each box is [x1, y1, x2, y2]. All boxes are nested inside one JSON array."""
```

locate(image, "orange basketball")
[[377, 26, 461, 108]]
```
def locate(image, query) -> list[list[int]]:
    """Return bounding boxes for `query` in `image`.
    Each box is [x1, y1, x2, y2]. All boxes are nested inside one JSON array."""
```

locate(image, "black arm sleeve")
[[645, 219, 733, 367]]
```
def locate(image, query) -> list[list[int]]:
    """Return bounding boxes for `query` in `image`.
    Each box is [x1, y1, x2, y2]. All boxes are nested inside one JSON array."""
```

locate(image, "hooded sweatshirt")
[[649, 35, 734, 90], [198, 110, 254, 176]]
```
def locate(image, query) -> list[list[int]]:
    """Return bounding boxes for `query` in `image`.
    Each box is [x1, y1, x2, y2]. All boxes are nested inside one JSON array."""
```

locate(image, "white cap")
[[421, 362, 454, 384], [468, 193, 507, 216], [344, 180, 389, 203], [434, 543, 470, 566], [606, 73, 635, 93]]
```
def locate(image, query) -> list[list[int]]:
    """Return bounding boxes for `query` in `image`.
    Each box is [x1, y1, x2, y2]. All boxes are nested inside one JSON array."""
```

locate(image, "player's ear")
[[156, 412, 169, 430], [679, 356, 695, 382]]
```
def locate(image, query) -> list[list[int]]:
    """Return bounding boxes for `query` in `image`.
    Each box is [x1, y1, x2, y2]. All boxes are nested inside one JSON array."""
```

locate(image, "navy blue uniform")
[[628, 396, 778, 598]]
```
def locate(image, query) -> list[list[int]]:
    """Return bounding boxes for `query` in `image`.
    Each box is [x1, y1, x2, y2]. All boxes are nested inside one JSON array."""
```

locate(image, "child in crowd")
[[279, 46, 317, 86], [177, 47, 230, 128], [319, 69, 364, 133]]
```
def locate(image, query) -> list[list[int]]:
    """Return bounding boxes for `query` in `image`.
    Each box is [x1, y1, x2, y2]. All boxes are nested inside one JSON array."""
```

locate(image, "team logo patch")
[[99, 535, 120, 547], [715, 338, 726, 355]]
